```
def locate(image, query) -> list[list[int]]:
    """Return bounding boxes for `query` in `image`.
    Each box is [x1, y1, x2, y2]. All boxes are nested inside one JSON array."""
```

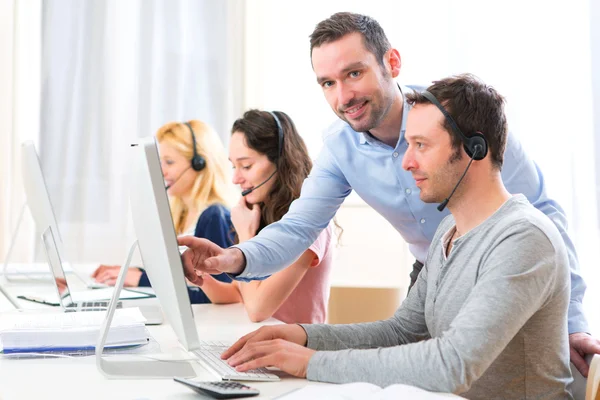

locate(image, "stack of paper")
[[0, 308, 148, 354]]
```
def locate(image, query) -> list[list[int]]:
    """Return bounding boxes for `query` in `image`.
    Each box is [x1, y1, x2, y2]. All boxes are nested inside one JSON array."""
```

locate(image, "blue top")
[[235, 85, 588, 334], [139, 203, 234, 303]]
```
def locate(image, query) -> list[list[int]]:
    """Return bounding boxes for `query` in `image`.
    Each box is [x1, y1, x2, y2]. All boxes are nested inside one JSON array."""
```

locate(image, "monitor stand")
[[95, 240, 196, 379]]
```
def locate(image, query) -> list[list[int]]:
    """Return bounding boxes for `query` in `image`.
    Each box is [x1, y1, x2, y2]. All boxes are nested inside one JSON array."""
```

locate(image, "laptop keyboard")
[[66, 301, 123, 311], [192, 340, 279, 382]]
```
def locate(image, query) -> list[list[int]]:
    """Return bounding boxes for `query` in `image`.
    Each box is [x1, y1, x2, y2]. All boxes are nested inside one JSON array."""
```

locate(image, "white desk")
[[0, 268, 461, 400], [0, 302, 316, 399], [0, 270, 314, 399]]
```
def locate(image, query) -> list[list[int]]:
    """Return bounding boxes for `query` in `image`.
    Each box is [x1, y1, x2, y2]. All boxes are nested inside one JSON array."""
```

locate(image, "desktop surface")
[[0, 299, 313, 400], [0, 269, 462, 400]]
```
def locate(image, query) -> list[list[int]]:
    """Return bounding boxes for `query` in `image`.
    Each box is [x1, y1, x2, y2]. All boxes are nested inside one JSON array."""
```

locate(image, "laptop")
[[124, 137, 279, 381], [16, 210, 164, 325]]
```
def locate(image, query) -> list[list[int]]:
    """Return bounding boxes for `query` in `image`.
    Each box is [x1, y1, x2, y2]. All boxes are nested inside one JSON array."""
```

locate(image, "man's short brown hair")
[[406, 74, 508, 170], [309, 12, 391, 68]]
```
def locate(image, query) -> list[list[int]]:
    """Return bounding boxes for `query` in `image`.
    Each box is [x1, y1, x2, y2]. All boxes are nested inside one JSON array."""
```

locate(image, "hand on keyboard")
[[222, 324, 308, 360], [193, 341, 279, 382], [225, 332, 315, 379]]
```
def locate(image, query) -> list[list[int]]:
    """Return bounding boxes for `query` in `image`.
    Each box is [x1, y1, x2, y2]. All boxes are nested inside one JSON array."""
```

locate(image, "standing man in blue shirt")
[[178, 12, 600, 375]]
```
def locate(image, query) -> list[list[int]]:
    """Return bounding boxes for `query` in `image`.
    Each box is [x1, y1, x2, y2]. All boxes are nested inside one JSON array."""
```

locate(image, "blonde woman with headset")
[[92, 120, 237, 303]]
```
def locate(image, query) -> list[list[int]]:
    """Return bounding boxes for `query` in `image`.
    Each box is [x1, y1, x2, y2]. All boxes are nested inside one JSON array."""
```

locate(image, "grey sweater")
[[303, 195, 572, 399]]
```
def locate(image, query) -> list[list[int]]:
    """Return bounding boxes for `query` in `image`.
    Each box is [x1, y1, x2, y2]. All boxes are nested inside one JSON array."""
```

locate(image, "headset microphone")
[[436, 145, 481, 212], [241, 169, 278, 196], [165, 166, 192, 190]]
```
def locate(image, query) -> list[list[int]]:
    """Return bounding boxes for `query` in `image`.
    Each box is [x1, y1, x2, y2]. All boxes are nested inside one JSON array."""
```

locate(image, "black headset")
[[184, 122, 206, 171], [240, 111, 284, 197], [268, 111, 284, 160], [421, 91, 488, 161]]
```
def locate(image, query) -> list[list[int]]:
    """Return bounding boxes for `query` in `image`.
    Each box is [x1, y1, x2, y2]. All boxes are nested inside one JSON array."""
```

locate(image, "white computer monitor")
[[97, 137, 276, 379], [21, 141, 63, 246], [128, 137, 201, 351], [18, 141, 64, 273]]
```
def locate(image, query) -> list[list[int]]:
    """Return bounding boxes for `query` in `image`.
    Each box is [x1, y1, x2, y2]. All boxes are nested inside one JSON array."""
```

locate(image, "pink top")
[[272, 223, 334, 324]]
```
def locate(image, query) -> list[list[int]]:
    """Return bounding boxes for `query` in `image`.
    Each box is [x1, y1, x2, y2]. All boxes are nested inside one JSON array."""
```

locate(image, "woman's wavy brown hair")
[[231, 110, 311, 231]]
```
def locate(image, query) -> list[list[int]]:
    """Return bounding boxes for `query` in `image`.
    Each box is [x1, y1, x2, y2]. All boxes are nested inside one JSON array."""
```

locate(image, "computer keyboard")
[[192, 340, 280, 382]]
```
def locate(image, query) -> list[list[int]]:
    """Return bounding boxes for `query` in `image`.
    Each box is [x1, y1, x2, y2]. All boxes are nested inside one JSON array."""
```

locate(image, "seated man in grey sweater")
[[219, 74, 573, 399]]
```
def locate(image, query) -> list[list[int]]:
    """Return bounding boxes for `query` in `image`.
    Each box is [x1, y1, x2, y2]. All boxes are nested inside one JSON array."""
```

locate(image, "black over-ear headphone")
[[184, 122, 206, 171], [268, 111, 284, 160], [421, 91, 488, 161]]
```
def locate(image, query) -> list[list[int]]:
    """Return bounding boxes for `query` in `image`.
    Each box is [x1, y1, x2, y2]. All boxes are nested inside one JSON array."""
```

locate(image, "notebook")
[[0, 308, 148, 354], [278, 382, 464, 399]]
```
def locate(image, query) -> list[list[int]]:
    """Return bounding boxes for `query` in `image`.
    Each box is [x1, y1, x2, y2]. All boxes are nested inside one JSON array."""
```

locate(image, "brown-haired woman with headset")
[[194, 110, 335, 323]]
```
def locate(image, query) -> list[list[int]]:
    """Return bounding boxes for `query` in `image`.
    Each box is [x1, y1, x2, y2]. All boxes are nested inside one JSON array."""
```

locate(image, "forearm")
[[235, 147, 350, 280], [302, 320, 408, 351], [237, 281, 282, 322], [307, 338, 469, 391], [199, 276, 242, 304], [237, 251, 313, 322], [235, 211, 328, 279], [302, 293, 430, 351]]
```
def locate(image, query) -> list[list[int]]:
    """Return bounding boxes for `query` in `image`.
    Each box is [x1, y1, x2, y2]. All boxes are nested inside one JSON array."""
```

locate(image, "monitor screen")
[[128, 137, 201, 351], [40, 226, 74, 308]]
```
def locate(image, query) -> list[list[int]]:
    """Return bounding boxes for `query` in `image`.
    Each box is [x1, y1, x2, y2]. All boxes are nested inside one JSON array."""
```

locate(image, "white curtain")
[[39, 0, 244, 264], [0, 0, 41, 263]]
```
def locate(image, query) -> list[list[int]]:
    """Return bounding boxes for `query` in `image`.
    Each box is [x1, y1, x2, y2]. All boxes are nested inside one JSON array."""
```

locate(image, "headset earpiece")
[[191, 153, 206, 172], [184, 122, 206, 172], [421, 91, 489, 162], [463, 132, 488, 161]]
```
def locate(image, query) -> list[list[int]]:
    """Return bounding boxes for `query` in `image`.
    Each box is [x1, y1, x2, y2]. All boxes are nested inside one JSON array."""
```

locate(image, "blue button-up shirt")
[[235, 85, 588, 334]]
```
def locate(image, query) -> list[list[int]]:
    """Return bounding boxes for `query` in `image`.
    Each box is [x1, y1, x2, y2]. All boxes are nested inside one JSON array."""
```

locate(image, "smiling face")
[[311, 32, 397, 133], [229, 131, 277, 204], [159, 141, 197, 197], [402, 104, 466, 204]]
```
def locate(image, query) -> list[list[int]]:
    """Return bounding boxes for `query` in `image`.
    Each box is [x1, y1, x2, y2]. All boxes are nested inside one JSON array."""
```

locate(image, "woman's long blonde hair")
[[156, 120, 235, 234]]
